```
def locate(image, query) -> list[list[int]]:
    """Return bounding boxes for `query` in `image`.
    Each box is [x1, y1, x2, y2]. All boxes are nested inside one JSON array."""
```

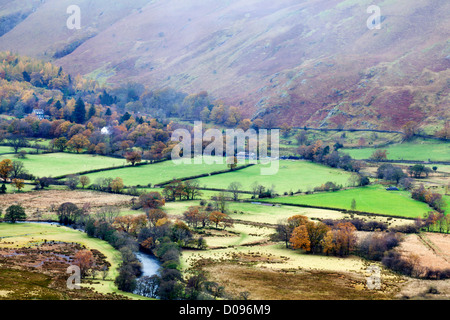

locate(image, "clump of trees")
[[370, 149, 388, 161], [411, 184, 446, 213], [358, 232, 401, 261], [89, 176, 125, 194], [322, 218, 388, 232], [376, 164, 406, 184], [182, 205, 233, 231], [4, 204, 27, 223], [407, 164, 432, 179], [161, 180, 202, 202], [314, 181, 342, 192], [297, 140, 363, 173], [274, 215, 357, 257], [414, 211, 450, 233]]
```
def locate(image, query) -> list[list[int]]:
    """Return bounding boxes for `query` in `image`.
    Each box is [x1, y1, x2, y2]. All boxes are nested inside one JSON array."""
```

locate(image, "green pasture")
[[264, 185, 431, 218], [82, 157, 233, 187], [0, 153, 126, 178], [0, 146, 38, 155], [193, 160, 354, 194], [163, 199, 347, 224], [340, 139, 450, 162]]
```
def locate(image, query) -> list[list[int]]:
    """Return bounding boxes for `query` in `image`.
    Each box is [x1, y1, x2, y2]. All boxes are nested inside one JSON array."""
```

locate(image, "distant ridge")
[[0, 0, 448, 130]]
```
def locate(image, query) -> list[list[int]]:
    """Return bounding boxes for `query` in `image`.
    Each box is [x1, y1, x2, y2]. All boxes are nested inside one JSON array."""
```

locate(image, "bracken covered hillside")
[[0, 0, 448, 130]]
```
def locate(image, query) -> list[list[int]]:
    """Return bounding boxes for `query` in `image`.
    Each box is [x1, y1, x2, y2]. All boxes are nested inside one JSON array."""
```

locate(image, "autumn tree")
[[184, 180, 202, 200], [209, 211, 229, 229], [67, 134, 90, 153], [139, 192, 165, 211], [79, 176, 90, 189], [281, 123, 292, 138], [370, 149, 388, 161], [227, 156, 238, 171], [0, 159, 13, 182], [289, 218, 329, 254], [183, 206, 201, 228], [74, 250, 95, 278], [147, 209, 168, 227], [12, 178, 25, 192], [402, 121, 418, 141], [305, 221, 330, 253], [113, 214, 148, 236], [110, 177, 124, 193], [290, 225, 310, 251], [125, 150, 142, 166], [323, 222, 357, 257]]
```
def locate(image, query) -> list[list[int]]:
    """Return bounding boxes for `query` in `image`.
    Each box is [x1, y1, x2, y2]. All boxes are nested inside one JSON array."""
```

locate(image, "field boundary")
[[154, 164, 256, 187], [363, 159, 450, 165], [254, 199, 417, 220], [53, 159, 168, 180]]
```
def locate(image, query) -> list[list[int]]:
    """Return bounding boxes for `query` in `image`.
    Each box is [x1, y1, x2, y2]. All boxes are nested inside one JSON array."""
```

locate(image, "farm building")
[[386, 187, 399, 191]]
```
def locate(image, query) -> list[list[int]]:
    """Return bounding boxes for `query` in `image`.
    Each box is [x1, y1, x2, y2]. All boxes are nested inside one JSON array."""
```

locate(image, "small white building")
[[101, 126, 111, 135], [236, 151, 257, 160], [32, 109, 45, 120]]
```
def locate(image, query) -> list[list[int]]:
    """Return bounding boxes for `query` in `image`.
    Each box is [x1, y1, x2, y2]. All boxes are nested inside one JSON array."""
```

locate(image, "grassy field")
[[0, 153, 126, 178], [82, 157, 233, 187], [0, 222, 145, 299], [263, 185, 431, 218], [0, 146, 39, 155], [340, 139, 450, 161], [163, 198, 414, 228], [193, 160, 354, 193], [164, 200, 347, 224]]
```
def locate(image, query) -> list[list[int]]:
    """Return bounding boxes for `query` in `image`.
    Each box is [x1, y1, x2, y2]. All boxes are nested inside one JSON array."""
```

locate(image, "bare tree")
[[228, 182, 242, 201], [214, 192, 228, 213], [65, 174, 80, 190], [96, 206, 120, 224], [10, 160, 27, 179]]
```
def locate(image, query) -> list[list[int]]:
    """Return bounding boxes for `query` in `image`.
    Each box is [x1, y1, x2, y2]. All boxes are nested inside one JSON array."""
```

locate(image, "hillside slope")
[[0, 0, 448, 129]]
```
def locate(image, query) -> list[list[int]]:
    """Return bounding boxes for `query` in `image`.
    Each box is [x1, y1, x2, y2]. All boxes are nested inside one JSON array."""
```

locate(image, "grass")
[[194, 160, 354, 193], [0, 222, 146, 299], [340, 139, 450, 162], [0, 268, 63, 300], [0, 153, 126, 178], [3, 184, 35, 193], [164, 199, 346, 223], [264, 185, 432, 218], [0, 223, 121, 275], [82, 157, 233, 187], [0, 146, 38, 155]]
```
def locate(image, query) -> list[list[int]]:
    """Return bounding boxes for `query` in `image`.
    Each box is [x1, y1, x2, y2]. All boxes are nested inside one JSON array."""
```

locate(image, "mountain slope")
[[0, 0, 448, 130]]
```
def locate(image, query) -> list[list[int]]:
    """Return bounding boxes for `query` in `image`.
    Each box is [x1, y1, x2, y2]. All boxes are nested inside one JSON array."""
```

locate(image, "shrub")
[[358, 232, 400, 261]]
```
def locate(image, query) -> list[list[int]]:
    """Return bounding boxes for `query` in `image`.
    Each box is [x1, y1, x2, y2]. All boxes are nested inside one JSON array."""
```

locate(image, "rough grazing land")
[[0, 242, 124, 300], [0, 190, 134, 215], [398, 233, 450, 272]]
